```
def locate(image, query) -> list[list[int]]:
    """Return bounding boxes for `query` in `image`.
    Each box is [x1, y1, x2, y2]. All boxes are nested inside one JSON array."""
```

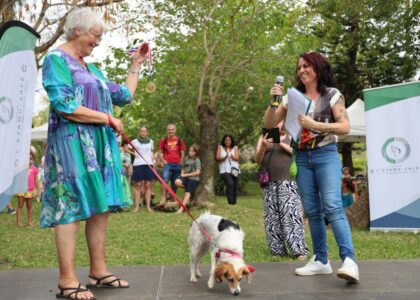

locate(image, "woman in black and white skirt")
[[256, 121, 308, 259]]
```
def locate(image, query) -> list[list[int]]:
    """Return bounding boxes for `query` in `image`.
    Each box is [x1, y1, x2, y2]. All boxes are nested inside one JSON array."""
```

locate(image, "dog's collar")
[[215, 248, 256, 273], [215, 248, 242, 259]]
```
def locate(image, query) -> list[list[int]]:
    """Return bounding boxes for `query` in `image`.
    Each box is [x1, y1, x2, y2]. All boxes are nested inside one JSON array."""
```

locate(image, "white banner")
[[365, 82, 420, 231], [0, 51, 37, 209]]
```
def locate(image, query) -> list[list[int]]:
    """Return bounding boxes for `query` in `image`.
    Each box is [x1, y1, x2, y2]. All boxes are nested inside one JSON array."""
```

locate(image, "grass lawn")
[[1, 182, 419, 271]]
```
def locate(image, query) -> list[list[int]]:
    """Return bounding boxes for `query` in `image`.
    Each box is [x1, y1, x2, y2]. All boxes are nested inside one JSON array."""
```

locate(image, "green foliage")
[[307, 0, 419, 105], [353, 156, 366, 173], [239, 162, 259, 188], [99, 1, 321, 199], [102, 1, 318, 146], [32, 104, 49, 128], [98, 0, 417, 196]]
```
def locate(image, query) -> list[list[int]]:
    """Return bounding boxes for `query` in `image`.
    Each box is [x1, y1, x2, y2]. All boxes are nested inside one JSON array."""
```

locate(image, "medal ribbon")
[[127, 42, 152, 76], [147, 44, 152, 77]]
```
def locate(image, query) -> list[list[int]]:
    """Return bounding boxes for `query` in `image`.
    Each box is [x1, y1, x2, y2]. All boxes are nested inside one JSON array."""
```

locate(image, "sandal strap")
[[58, 283, 90, 299], [89, 274, 121, 286], [89, 274, 113, 285], [107, 278, 121, 286]]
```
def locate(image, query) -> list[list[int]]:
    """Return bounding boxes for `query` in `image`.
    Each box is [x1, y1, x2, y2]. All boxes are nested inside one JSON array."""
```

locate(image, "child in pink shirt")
[[16, 152, 41, 227]]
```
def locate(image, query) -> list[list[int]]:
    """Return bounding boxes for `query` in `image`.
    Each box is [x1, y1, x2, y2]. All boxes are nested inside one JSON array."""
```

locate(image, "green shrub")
[[215, 163, 259, 195]]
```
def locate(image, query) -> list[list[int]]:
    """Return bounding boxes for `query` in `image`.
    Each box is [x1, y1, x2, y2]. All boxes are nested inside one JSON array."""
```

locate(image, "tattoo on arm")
[[335, 106, 349, 123], [324, 125, 336, 133], [334, 96, 349, 123]]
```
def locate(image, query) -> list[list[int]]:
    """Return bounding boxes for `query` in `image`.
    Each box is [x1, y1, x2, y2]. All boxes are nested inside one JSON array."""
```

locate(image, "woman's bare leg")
[[133, 181, 142, 212], [160, 181, 167, 205], [145, 181, 153, 212], [26, 198, 34, 227], [86, 212, 129, 287], [55, 221, 95, 299], [16, 196, 24, 227], [177, 192, 191, 213]]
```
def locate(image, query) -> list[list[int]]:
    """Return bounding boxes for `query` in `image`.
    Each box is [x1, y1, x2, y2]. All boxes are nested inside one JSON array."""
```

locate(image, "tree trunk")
[[341, 142, 354, 174], [194, 103, 218, 206]]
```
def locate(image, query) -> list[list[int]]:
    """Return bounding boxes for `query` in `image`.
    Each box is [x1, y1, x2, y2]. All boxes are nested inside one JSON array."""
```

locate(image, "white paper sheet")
[[284, 88, 312, 141]]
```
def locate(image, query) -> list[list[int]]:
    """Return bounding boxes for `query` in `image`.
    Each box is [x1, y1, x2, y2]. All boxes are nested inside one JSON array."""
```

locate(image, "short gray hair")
[[63, 7, 106, 41]]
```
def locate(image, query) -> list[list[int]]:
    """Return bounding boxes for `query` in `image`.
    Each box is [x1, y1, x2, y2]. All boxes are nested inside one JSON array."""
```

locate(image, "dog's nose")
[[233, 290, 240, 296]]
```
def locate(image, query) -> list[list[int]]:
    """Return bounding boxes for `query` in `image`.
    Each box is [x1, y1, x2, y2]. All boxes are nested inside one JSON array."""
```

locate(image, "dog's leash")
[[107, 115, 215, 246], [109, 117, 256, 273]]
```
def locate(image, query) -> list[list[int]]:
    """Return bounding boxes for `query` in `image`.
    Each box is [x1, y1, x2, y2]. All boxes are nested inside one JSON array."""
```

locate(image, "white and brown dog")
[[188, 212, 254, 295]]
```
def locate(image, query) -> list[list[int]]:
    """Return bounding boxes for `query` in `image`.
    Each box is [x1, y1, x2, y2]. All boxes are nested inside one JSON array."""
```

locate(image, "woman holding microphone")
[[264, 52, 359, 283]]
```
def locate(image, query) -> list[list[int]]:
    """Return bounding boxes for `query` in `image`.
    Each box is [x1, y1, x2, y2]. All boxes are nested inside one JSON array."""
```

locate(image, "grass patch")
[[1, 182, 419, 270]]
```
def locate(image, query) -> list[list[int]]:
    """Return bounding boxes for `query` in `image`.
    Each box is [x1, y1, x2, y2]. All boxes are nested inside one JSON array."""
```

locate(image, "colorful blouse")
[[283, 87, 343, 149], [40, 48, 132, 227]]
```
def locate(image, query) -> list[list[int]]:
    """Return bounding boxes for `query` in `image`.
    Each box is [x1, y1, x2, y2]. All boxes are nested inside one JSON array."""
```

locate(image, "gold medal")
[[146, 81, 156, 93]]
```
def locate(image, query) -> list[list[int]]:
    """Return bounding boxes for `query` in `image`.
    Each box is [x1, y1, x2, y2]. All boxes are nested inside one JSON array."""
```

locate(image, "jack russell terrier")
[[188, 212, 255, 295]]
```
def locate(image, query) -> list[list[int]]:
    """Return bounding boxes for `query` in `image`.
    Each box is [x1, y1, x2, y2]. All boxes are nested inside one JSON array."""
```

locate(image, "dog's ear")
[[215, 264, 226, 283], [241, 267, 253, 284], [218, 218, 240, 231]]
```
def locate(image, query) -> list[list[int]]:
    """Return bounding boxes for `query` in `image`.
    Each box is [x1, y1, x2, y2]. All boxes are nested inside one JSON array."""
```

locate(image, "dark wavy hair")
[[220, 134, 236, 148], [295, 51, 337, 96], [342, 177, 355, 193]]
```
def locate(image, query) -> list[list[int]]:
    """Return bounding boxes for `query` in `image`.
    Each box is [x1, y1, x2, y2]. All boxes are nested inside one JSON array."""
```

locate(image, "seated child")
[[175, 144, 201, 213]]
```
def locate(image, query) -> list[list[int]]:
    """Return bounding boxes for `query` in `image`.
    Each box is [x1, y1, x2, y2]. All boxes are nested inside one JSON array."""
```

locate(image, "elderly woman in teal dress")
[[41, 7, 147, 300]]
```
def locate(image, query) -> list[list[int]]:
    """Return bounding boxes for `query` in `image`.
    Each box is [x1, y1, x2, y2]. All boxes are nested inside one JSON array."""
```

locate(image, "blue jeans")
[[163, 163, 181, 191], [296, 143, 355, 264]]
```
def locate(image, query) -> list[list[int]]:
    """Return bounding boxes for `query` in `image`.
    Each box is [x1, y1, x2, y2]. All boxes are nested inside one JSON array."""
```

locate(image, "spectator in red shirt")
[[158, 124, 185, 205]]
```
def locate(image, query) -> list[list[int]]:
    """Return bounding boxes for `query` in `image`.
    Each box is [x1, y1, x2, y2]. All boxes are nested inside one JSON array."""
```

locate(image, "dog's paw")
[[195, 269, 202, 278], [207, 278, 215, 289], [190, 276, 198, 283]]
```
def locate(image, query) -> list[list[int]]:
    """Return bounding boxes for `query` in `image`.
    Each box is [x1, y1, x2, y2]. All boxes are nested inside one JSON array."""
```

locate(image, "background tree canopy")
[[2, 0, 418, 201], [104, 0, 418, 201], [104, 0, 320, 202], [0, 0, 136, 67], [305, 0, 419, 169]]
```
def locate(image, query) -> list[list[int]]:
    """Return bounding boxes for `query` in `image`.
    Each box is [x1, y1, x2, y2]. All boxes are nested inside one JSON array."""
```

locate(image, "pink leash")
[[107, 116, 255, 273], [106, 114, 214, 243]]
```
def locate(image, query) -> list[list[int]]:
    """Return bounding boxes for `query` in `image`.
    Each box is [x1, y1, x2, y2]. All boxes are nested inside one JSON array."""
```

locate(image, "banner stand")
[[364, 82, 420, 231]]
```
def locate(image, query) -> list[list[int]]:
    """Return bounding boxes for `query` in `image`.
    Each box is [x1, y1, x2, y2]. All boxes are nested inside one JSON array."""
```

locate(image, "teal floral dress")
[[40, 49, 132, 227]]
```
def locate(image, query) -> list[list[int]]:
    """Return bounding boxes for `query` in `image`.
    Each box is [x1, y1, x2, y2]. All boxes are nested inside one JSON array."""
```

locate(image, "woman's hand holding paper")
[[298, 114, 317, 130]]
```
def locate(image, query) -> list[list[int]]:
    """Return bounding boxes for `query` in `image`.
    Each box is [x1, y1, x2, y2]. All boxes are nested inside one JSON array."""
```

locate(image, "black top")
[[0, 20, 40, 40]]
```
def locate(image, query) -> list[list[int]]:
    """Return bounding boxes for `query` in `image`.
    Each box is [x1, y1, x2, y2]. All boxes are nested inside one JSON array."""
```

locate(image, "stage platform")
[[1, 260, 419, 299]]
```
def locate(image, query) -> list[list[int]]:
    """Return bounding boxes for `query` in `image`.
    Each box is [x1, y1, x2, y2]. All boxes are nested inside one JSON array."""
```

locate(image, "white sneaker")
[[295, 255, 332, 276], [337, 257, 359, 282]]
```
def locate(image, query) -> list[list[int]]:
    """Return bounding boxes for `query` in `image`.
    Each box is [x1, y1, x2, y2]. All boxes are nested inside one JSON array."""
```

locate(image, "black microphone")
[[271, 75, 284, 110]]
